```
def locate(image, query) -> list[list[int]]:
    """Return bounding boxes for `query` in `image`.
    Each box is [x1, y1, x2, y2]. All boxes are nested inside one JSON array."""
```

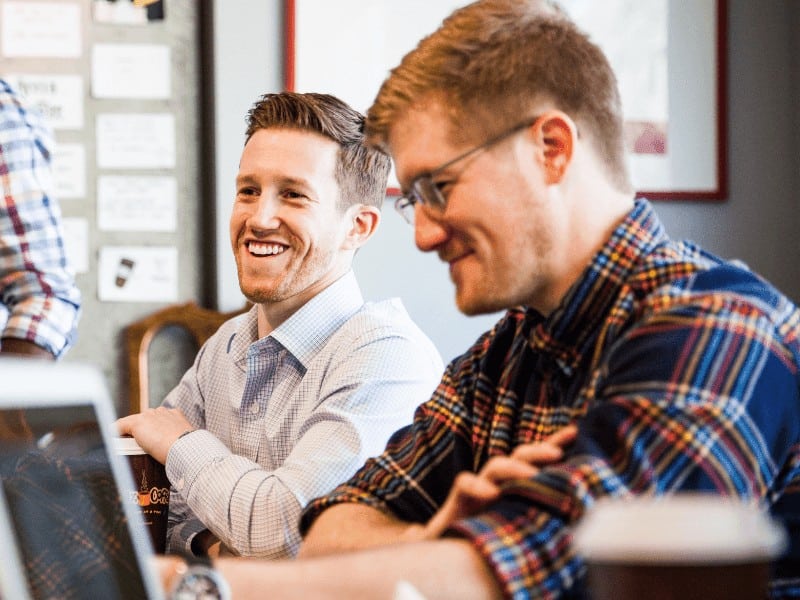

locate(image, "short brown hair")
[[246, 92, 391, 210], [366, 0, 631, 192]]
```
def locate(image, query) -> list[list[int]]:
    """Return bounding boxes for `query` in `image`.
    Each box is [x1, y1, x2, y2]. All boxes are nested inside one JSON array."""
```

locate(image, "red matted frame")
[[639, 0, 728, 201], [284, 0, 728, 202]]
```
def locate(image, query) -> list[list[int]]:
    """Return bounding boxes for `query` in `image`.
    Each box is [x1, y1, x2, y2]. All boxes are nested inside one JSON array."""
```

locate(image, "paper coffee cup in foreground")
[[573, 494, 787, 600], [114, 436, 171, 553]]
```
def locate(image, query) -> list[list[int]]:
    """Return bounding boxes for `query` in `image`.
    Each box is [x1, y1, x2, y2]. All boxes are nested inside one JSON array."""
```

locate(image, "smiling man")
[[116, 92, 443, 560]]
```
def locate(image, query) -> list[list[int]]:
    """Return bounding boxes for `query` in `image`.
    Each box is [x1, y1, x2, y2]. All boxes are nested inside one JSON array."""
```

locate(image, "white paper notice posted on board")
[[61, 217, 89, 274], [1, 2, 81, 58], [2, 74, 84, 130], [96, 113, 176, 169], [98, 175, 177, 232], [52, 143, 87, 199], [91, 44, 171, 100], [98, 246, 178, 302]]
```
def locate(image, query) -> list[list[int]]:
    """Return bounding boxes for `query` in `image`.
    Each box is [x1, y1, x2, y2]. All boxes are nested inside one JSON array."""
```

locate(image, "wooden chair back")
[[124, 301, 248, 414]]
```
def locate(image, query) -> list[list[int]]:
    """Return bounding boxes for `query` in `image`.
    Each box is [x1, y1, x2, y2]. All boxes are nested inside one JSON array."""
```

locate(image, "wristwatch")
[[170, 555, 231, 600]]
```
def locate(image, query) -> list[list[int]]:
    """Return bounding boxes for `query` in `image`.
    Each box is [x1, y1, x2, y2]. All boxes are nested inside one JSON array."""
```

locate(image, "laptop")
[[0, 358, 164, 600]]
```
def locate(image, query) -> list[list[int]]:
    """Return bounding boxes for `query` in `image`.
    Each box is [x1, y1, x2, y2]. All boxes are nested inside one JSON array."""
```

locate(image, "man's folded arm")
[[300, 503, 424, 557]]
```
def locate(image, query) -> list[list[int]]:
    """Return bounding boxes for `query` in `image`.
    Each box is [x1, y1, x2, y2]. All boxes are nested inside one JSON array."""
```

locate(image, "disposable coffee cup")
[[114, 436, 171, 553], [573, 494, 787, 600]]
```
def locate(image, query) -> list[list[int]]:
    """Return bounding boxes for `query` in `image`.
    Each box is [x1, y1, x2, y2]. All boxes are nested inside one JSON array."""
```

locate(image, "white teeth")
[[248, 242, 286, 256]]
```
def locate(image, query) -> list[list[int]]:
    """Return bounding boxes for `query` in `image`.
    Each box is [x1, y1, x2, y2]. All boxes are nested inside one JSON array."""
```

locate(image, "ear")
[[531, 111, 576, 185], [341, 204, 381, 251]]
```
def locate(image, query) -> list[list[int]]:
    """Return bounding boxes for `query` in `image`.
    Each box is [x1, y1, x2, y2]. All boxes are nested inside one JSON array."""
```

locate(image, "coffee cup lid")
[[113, 436, 145, 455], [573, 494, 787, 564]]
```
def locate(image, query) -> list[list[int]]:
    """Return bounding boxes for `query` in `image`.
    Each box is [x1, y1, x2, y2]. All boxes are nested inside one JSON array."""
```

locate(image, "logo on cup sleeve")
[[132, 470, 170, 506]]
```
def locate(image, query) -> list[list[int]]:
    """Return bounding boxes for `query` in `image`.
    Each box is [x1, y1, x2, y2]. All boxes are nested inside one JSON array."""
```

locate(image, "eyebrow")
[[234, 174, 312, 189], [235, 174, 259, 187], [277, 175, 313, 189]]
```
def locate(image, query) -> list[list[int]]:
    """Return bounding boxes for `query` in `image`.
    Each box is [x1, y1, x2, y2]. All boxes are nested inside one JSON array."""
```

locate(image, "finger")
[[545, 424, 578, 447], [479, 456, 539, 484], [509, 425, 579, 463], [424, 473, 501, 538], [452, 471, 502, 502], [115, 414, 137, 436], [510, 442, 564, 464]]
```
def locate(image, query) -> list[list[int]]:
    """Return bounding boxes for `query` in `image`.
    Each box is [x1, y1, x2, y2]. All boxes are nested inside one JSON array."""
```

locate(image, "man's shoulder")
[[331, 298, 442, 360], [633, 257, 799, 345], [643, 256, 790, 310], [340, 298, 417, 336]]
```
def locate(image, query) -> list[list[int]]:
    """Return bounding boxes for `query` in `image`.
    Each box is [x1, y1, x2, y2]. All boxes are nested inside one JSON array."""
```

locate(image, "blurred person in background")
[[0, 78, 80, 359]]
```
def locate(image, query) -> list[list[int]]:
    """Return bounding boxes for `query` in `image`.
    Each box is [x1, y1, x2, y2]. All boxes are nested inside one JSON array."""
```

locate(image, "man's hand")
[[116, 407, 194, 464], [192, 529, 223, 558], [415, 425, 578, 540], [0, 337, 55, 359], [156, 554, 185, 594]]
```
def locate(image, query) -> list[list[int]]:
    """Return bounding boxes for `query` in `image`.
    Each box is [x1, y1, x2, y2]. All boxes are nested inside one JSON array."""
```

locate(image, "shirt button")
[[176, 478, 185, 490], [249, 403, 260, 414]]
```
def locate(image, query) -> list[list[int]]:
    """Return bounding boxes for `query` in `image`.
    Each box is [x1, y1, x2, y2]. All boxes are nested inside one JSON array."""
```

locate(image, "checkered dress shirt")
[[165, 271, 443, 558], [0, 78, 80, 357]]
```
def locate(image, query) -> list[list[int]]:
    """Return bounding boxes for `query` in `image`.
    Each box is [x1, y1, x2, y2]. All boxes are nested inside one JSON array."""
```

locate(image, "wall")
[[655, 0, 800, 303], [212, 0, 800, 366], [0, 0, 203, 416]]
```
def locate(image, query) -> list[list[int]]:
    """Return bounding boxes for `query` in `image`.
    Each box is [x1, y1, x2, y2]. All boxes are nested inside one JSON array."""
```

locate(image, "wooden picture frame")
[[285, 0, 727, 201]]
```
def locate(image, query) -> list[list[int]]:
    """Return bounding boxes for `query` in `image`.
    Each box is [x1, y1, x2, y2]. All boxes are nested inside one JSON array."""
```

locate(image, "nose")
[[414, 204, 448, 252], [247, 195, 281, 232]]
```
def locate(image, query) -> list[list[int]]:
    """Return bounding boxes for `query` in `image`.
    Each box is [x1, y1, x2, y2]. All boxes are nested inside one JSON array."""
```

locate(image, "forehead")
[[386, 101, 466, 187], [239, 127, 339, 177]]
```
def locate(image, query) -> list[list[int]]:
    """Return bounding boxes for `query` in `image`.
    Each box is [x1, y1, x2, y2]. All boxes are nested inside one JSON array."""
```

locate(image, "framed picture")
[[285, 0, 727, 201]]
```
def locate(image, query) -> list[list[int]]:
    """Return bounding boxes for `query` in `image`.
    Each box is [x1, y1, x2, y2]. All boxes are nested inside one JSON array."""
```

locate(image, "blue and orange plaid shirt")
[[302, 199, 800, 599]]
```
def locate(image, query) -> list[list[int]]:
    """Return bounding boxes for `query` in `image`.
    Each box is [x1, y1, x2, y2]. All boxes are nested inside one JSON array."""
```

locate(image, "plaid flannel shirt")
[[301, 199, 800, 599]]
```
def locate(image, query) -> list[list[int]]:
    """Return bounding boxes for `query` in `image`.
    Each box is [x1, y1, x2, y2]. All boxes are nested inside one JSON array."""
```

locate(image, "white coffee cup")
[[572, 494, 787, 600]]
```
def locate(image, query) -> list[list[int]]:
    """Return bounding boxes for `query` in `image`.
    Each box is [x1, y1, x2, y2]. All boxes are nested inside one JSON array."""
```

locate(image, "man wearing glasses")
[[160, 1, 800, 597]]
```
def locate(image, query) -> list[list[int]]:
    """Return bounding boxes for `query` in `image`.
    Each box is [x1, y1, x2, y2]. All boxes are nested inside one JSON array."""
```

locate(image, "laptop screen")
[[0, 364, 159, 600]]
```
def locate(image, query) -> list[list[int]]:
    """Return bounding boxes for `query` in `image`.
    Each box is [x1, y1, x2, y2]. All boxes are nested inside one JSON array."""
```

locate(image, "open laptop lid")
[[0, 358, 164, 600]]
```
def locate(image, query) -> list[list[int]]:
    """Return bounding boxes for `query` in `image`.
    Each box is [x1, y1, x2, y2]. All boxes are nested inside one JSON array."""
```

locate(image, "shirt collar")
[[528, 198, 667, 374], [227, 271, 364, 368], [262, 270, 364, 368]]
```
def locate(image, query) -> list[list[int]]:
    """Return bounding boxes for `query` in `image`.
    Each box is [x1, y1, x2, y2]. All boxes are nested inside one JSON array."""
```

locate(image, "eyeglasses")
[[394, 116, 541, 224]]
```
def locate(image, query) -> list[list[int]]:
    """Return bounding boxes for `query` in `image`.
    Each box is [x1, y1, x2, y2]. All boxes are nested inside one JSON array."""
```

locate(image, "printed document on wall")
[[52, 144, 87, 200], [91, 44, 171, 99], [1, 2, 81, 57], [61, 218, 89, 274], [2, 74, 84, 129], [96, 113, 176, 169], [98, 246, 178, 302], [97, 175, 177, 232]]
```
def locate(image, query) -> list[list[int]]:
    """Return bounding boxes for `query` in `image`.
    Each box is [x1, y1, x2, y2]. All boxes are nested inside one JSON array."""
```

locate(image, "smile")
[[248, 241, 287, 256]]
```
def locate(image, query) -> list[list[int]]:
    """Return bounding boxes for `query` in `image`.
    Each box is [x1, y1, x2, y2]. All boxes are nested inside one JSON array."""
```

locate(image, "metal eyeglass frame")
[[394, 116, 541, 224]]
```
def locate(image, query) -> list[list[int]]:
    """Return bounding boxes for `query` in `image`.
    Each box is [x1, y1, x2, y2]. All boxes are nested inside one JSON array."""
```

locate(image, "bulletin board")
[[0, 0, 206, 415]]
